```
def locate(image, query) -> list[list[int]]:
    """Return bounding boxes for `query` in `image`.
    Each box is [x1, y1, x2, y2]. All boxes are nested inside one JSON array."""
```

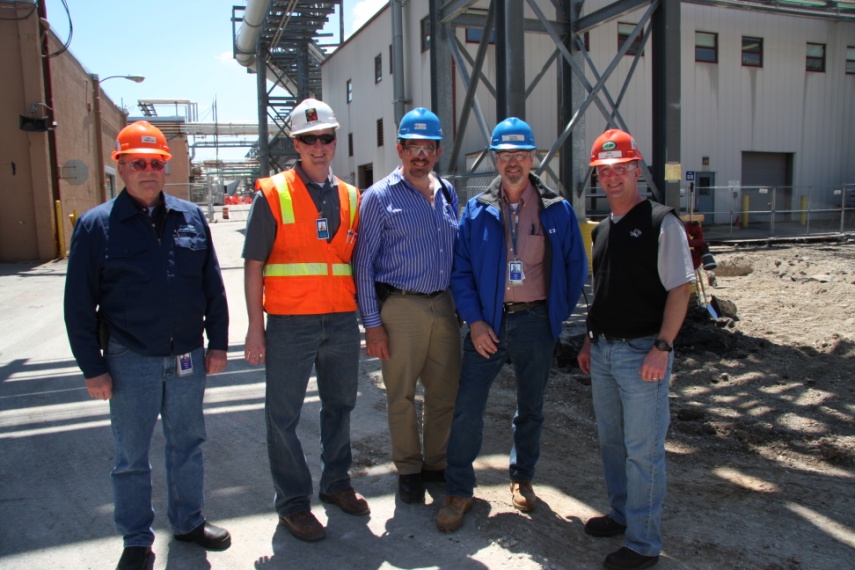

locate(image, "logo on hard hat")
[[598, 151, 623, 159], [305, 108, 319, 123], [413, 122, 427, 131], [502, 134, 525, 142], [602, 141, 617, 151], [141, 135, 157, 144]]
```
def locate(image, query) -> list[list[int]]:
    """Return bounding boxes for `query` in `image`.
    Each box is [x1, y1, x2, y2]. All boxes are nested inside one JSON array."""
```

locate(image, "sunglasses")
[[297, 134, 336, 145], [403, 145, 437, 157], [121, 159, 167, 172]]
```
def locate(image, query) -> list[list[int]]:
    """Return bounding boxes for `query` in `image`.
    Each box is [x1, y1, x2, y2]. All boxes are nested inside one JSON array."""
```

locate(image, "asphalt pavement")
[[0, 207, 574, 570]]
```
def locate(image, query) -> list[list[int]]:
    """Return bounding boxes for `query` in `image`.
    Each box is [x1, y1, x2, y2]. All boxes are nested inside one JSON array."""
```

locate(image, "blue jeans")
[[265, 312, 359, 518], [589, 334, 672, 557], [106, 340, 207, 547], [445, 304, 554, 497]]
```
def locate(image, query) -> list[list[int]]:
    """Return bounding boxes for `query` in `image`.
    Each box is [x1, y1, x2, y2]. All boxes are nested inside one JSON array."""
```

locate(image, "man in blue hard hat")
[[436, 117, 588, 532], [355, 107, 461, 505]]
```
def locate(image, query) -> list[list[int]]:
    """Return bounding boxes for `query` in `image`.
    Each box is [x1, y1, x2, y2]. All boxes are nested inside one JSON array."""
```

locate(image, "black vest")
[[589, 200, 674, 338]]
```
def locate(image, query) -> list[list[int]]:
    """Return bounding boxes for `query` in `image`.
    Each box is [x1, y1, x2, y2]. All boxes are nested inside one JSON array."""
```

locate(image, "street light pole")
[[90, 74, 145, 203]]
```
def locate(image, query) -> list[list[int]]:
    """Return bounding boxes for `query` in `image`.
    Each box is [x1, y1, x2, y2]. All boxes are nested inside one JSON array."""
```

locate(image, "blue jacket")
[[64, 190, 228, 379], [451, 173, 588, 340]]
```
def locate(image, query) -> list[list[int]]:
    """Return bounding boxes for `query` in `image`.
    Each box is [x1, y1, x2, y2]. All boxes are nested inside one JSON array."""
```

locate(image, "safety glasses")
[[121, 159, 167, 172], [296, 133, 336, 145], [402, 144, 438, 157], [596, 163, 636, 177], [494, 151, 532, 163]]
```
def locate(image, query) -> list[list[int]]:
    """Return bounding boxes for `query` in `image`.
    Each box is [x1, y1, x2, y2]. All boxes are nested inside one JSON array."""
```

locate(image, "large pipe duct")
[[236, 0, 272, 68]]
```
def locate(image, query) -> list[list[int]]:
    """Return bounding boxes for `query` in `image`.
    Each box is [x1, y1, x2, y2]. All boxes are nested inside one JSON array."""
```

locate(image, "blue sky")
[[44, 0, 386, 160]]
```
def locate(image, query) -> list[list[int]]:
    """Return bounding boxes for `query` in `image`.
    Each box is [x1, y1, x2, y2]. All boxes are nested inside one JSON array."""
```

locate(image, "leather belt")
[[389, 286, 446, 298], [502, 300, 546, 314]]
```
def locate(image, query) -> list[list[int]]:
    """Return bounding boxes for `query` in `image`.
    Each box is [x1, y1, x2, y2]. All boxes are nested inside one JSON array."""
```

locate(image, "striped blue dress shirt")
[[355, 167, 459, 329]]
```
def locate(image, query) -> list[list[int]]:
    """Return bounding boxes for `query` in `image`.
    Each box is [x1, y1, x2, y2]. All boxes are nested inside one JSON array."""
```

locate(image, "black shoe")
[[603, 547, 659, 570], [421, 468, 446, 483], [398, 473, 425, 504], [702, 252, 717, 270], [585, 515, 627, 537], [116, 547, 151, 570], [174, 520, 232, 551]]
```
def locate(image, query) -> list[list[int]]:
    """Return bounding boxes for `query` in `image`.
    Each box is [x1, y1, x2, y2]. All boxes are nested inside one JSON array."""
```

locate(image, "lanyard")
[[506, 202, 521, 260]]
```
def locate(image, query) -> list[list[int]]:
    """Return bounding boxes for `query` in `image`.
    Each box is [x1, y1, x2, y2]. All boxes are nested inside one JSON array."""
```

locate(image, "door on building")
[[695, 172, 716, 215], [741, 152, 794, 223], [358, 164, 373, 189]]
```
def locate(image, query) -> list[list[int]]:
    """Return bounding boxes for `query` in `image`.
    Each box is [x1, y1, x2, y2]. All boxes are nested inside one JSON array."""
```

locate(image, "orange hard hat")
[[111, 121, 172, 161], [589, 129, 642, 166]]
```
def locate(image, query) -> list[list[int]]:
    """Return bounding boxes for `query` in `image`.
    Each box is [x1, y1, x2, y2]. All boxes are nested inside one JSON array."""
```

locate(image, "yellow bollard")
[[69, 209, 79, 228], [580, 219, 598, 275], [741, 195, 750, 228], [55, 200, 67, 258]]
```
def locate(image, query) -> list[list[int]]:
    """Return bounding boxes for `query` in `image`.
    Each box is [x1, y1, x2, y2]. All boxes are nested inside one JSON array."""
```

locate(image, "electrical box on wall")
[[19, 115, 55, 132]]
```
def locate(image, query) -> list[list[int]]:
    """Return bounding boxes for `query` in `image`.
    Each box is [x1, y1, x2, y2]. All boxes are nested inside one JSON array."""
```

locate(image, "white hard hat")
[[290, 98, 340, 136]]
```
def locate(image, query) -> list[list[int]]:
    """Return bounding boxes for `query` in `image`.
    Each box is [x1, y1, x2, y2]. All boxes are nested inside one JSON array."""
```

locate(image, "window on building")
[[465, 27, 497, 44], [346, 79, 352, 103], [847, 46, 855, 74], [742, 36, 763, 67], [695, 31, 718, 63], [348, 133, 353, 157], [375, 54, 382, 83], [806, 42, 825, 72], [377, 118, 384, 147], [618, 22, 644, 57], [421, 16, 430, 52]]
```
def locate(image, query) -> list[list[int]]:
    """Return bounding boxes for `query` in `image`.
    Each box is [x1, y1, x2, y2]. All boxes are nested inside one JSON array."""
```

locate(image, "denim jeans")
[[445, 303, 554, 497], [106, 340, 207, 547], [589, 334, 672, 557], [265, 312, 359, 517]]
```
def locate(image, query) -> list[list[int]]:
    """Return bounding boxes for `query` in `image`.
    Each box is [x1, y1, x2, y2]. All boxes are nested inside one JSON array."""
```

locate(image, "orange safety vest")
[[258, 169, 360, 315]]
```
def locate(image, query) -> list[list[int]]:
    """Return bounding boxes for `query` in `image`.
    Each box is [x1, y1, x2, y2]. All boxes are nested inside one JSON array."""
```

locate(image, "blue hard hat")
[[398, 107, 443, 140], [489, 117, 536, 150]]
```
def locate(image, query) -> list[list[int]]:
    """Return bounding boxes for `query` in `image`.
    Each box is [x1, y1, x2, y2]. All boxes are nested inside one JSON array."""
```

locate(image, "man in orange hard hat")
[[64, 121, 231, 570], [242, 99, 367, 542], [577, 129, 695, 570]]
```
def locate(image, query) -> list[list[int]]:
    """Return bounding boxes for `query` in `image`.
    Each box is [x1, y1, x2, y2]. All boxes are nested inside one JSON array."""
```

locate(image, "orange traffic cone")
[[222, 207, 230, 220]]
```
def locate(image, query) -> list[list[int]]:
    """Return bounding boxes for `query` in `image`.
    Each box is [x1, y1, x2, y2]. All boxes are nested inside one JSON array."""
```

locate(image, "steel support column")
[[431, 0, 455, 172], [651, 0, 681, 207], [257, 41, 270, 177]]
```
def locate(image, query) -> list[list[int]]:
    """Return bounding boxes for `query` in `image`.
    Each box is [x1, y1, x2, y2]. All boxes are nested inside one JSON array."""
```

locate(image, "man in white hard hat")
[[354, 107, 461, 505], [242, 99, 367, 542]]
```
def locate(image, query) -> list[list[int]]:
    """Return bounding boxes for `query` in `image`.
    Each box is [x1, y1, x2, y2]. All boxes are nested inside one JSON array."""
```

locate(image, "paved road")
[[0, 213, 590, 570]]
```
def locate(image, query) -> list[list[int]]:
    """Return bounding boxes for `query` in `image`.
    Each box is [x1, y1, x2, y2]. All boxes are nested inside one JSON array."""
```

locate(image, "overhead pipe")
[[235, 0, 272, 68]]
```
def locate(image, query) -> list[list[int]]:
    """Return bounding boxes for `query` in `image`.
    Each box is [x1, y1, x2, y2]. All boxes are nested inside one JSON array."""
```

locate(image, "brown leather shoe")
[[435, 495, 474, 532], [510, 481, 537, 512], [279, 510, 326, 542], [319, 487, 370, 516]]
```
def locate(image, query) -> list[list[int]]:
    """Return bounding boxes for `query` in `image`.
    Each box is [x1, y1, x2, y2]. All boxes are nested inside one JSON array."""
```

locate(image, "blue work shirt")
[[354, 167, 459, 329], [64, 189, 229, 379]]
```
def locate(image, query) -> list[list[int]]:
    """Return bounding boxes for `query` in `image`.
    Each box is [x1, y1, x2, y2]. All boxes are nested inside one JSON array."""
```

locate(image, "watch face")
[[654, 339, 673, 352]]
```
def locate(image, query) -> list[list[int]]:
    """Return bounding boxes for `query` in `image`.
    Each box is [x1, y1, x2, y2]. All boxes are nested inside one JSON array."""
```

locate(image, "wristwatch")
[[653, 339, 673, 352]]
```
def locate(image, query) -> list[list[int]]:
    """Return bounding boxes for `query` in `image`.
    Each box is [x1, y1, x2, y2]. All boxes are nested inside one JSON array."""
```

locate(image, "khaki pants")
[[379, 290, 462, 475]]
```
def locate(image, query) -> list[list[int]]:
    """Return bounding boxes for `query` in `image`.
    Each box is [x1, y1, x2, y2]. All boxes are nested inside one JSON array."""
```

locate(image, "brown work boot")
[[319, 487, 370, 516], [510, 481, 537, 512], [435, 495, 474, 532], [279, 510, 326, 542]]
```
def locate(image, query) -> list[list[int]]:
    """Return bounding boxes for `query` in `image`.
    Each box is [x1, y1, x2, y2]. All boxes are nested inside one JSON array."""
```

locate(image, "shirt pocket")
[[174, 225, 208, 275], [104, 242, 153, 284], [522, 234, 546, 266]]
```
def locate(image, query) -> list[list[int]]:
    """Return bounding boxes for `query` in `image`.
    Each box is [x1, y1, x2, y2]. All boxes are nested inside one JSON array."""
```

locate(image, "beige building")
[[1, 8, 189, 262]]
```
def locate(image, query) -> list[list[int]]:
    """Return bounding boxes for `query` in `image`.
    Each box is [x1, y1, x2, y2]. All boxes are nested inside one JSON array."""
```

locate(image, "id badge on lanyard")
[[316, 218, 330, 240]]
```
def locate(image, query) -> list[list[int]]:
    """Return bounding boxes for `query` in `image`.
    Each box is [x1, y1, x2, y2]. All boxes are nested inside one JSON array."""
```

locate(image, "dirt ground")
[[353, 238, 855, 569]]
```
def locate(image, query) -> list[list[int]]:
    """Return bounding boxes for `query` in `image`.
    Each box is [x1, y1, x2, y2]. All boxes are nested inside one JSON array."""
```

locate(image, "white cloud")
[[350, 0, 386, 36]]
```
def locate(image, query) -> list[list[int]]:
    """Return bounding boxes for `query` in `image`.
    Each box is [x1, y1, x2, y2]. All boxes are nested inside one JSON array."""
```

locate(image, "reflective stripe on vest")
[[271, 172, 358, 230], [263, 262, 352, 277]]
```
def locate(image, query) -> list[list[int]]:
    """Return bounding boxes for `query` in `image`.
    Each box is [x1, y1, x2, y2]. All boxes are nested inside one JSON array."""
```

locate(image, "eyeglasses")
[[121, 159, 167, 172], [296, 133, 336, 145], [596, 163, 636, 177], [495, 151, 532, 163], [402, 144, 437, 157]]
